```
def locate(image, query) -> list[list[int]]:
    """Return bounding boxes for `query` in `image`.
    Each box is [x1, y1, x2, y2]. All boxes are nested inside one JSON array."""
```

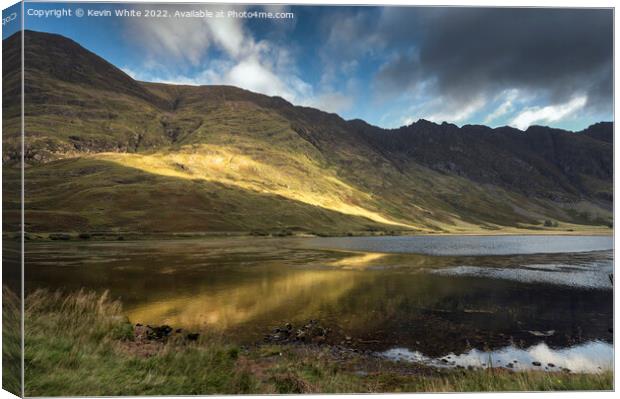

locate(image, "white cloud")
[[426, 96, 486, 124], [126, 10, 212, 67], [401, 117, 415, 126], [224, 56, 294, 98], [208, 16, 246, 58], [122, 5, 360, 115], [304, 92, 354, 114], [510, 95, 588, 130], [121, 67, 139, 80], [123, 5, 314, 104], [126, 4, 256, 67], [483, 89, 519, 124], [324, 12, 384, 59]]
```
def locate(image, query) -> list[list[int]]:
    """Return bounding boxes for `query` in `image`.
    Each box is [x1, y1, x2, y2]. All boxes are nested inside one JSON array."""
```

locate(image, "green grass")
[[2, 287, 21, 396], [10, 157, 397, 235], [17, 287, 612, 396]]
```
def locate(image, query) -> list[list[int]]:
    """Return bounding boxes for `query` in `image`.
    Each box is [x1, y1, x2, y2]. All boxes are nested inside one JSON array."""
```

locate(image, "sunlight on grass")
[[96, 145, 418, 230]]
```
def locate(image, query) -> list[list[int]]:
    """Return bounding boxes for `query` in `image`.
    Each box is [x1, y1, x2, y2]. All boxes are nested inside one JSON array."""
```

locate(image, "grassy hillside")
[[11, 158, 396, 235], [1, 30, 613, 236]]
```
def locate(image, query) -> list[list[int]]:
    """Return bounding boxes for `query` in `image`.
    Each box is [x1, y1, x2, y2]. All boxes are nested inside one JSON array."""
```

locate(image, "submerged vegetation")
[[16, 288, 612, 395]]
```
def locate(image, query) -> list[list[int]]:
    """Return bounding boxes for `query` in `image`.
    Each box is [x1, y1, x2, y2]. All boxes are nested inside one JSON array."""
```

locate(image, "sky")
[[4, 2, 613, 131]]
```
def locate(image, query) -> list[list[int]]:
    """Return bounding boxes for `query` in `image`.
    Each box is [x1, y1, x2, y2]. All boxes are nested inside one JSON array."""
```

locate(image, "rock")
[[532, 361, 541, 366], [264, 320, 331, 344], [186, 333, 200, 341], [147, 324, 173, 340], [296, 330, 307, 342]]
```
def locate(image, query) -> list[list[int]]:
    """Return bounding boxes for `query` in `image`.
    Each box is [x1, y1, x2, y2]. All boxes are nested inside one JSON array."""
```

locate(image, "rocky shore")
[[128, 319, 591, 375]]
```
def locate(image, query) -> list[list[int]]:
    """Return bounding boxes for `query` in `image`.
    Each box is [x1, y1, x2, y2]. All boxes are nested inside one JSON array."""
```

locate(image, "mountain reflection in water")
[[25, 235, 613, 362]]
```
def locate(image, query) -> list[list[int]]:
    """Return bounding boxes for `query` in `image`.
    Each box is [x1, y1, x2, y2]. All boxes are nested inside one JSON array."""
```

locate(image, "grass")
[[97, 143, 415, 229], [4, 150, 612, 238], [11, 157, 397, 235], [15, 287, 612, 396], [2, 287, 21, 396]]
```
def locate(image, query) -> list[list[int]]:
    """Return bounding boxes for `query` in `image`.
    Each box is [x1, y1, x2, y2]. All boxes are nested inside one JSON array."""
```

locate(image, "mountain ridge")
[[2, 30, 613, 235]]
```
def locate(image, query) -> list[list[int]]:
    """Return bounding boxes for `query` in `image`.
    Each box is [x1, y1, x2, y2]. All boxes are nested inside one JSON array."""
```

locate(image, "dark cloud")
[[374, 8, 613, 113]]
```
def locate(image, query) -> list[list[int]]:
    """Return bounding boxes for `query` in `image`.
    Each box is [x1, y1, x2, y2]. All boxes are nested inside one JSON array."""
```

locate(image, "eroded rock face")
[[354, 119, 613, 202]]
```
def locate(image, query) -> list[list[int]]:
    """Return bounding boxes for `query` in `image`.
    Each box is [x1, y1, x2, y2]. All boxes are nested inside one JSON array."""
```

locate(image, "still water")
[[25, 235, 613, 372]]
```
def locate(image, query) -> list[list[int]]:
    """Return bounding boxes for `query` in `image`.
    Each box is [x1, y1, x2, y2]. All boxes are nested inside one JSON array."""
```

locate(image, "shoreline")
[[8, 227, 615, 242]]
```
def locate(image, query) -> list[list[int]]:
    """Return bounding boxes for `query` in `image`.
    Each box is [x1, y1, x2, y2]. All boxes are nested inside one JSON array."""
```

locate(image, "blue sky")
[[5, 2, 613, 130]]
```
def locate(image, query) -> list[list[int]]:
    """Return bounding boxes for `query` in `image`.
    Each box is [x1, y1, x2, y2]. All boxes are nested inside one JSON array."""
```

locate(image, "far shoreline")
[[9, 226, 614, 242]]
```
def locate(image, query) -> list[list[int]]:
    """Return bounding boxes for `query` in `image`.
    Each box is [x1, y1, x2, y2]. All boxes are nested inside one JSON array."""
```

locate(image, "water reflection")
[[434, 256, 613, 289], [329, 252, 386, 269], [25, 236, 613, 360], [127, 268, 362, 330], [382, 340, 613, 374]]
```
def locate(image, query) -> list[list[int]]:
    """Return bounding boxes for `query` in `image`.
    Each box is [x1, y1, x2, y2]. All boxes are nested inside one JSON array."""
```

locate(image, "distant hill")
[[2, 30, 613, 235]]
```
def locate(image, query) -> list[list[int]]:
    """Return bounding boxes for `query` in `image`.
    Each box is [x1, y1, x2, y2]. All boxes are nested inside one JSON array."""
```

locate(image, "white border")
[[0, 1, 616, 399]]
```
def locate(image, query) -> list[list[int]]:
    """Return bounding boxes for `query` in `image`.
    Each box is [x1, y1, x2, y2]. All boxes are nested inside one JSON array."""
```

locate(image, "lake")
[[24, 235, 613, 373]]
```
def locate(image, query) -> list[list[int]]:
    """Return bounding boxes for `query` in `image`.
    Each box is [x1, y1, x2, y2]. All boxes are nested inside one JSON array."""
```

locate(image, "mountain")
[[2, 30, 613, 235], [581, 122, 613, 143], [352, 119, 612, 202]]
